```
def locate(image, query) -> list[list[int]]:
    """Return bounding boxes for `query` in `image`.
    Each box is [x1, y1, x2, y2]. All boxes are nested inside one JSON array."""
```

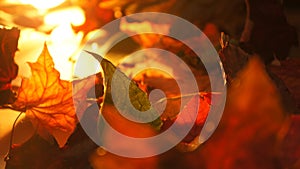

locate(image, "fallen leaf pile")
[[157, 52, 298, 169], [1, 17, 299, 169]]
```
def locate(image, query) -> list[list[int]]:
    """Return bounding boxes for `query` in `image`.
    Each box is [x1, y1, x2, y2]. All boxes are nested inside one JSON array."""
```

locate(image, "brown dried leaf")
[[0, 27, 20, 105]]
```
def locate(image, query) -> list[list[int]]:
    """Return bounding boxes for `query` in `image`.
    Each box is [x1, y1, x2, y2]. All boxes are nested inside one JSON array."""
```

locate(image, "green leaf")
[[86, 51, 162, 130]]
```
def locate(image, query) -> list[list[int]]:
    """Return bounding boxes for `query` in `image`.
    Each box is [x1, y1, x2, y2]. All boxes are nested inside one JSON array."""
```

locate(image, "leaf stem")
[[4, 111, 23, 162], [154, 92, 218, 105], [0, 104, 26, 112]]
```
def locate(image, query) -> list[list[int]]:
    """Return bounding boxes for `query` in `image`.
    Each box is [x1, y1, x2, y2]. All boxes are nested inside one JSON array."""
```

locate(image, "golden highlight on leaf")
[[13, 44, 76, 147]]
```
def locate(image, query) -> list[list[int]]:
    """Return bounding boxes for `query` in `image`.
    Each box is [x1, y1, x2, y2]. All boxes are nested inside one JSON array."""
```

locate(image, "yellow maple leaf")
[[13, 44, 77, 147]]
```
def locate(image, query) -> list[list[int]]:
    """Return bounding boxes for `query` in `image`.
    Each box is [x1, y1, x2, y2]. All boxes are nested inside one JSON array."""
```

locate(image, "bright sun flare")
[[18, 0, 65, 10]]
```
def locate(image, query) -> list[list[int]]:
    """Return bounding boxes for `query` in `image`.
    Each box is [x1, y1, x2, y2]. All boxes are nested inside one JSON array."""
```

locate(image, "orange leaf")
[[13, 44, 76, 147]]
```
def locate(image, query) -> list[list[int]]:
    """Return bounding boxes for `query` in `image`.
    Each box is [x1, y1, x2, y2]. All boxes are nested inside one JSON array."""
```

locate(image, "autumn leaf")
[[218, 35, 250, 83], [5, 107, 99, 169], [72, 73, 104, 120], [0, 27, 20, 105], [13, 44, 76, 147], [136, 74, 212, 152], [186, 56, 287, 169], [175, 93, 211, 152], [86, 51, 162, 130]]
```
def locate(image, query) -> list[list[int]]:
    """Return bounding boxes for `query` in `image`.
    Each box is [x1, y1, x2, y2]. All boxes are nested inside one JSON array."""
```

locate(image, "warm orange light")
[[48, 23, 84, 80], [18, 0, 65, 11], [44, 7, 86, 26]]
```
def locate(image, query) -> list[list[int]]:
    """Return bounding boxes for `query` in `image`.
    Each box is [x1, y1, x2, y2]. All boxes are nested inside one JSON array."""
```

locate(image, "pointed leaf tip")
[[85, 50, 104, 62]]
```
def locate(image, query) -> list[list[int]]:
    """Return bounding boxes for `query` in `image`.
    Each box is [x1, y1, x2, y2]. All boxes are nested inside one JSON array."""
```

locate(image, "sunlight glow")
[[47, 23, 84, 80], [18, 0, 65, 11], [44, 7, 86, 26]]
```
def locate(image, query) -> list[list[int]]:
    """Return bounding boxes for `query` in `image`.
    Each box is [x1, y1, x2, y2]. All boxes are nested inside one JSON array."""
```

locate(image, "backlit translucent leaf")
[[13, 44, 76, 147]]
